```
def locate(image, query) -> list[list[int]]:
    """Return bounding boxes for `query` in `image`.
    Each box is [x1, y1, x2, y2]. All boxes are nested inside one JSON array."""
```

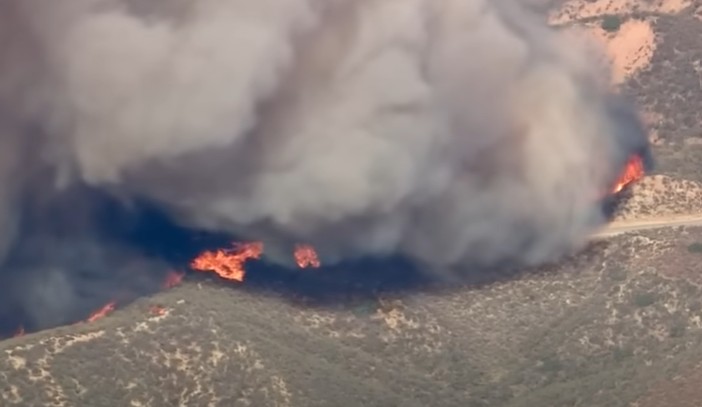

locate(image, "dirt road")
[[593, 214, 702, 238]]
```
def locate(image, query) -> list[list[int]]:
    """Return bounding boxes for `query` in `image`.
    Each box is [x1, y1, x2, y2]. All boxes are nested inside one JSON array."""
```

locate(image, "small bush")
[[669, 321, 687, 338], [601, 15, 622, 32], [352, 301, 377, 316], [538, 355, 564, 374], [608, 267, 627, 282], [687, 242, 702, 253], [613, 346, 634, 362], [633, 292, 657, 307]]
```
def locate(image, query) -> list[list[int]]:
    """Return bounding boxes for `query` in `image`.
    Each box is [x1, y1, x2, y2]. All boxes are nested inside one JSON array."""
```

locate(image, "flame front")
[[85, 301, 116, 323], [611, 155, 645, 194], [163, 271, 185, 289], [150, 305, 167, 316], [294, 244, 321, 268], [12, 241, 317, 336], [190, 242, 264, 282], [13, 326, 25, 337]]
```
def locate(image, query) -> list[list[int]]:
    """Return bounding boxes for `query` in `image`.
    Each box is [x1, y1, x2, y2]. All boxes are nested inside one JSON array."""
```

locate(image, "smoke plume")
[[0, 0, 650, 320]]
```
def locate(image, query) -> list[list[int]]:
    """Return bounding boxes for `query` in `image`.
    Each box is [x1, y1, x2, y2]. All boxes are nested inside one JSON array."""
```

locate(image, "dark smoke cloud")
[[0, 0, 650, 329]]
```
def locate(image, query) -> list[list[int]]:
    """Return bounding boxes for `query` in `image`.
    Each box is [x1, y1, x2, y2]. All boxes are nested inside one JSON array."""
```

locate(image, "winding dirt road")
[[593, 214, 702, 238]]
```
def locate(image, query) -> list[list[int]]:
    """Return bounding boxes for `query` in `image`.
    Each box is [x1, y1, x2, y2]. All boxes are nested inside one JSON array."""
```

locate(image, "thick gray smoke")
[[0, 0, 649, 281]]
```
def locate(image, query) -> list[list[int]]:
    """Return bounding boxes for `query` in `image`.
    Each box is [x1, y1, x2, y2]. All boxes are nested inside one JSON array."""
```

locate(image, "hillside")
[[2, 1, 702, 406], [613, 175, 702, 220], [3, 225, 702, 406]]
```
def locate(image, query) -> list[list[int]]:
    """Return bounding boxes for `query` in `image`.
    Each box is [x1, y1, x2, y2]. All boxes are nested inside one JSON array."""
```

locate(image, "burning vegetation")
[[611, 155, 646, 194], [1, 151, 646, 339], [0, 0, 655, 341], [190, 242, 264, 282], [85, 302, 116, 323], [189, 242, 320, 282], [4, 241, 323, 338], [0, 152, 645, 340], [294, 244, 322, 269]]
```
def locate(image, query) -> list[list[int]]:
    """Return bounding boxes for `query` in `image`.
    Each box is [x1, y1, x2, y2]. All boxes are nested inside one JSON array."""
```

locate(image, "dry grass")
[[549, 0, 693, 25], [3, 226, 702, 406], [2, 2, 702, 407], [613, 175, 702, 220]]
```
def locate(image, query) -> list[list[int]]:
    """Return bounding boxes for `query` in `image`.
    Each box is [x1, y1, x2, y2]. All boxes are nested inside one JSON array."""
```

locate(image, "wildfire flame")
[[611, 155, 645, 194], [190, 241, 321, 281], [294, 244, 321, 268], [149, 305, 167, 316], [190, 242, 264, 282], [85, 301, 116, 323], [5, 238, 321, 338], [5, 151, 638, 338], [13, 326, 25, 338], [163, 271, 185, 289]]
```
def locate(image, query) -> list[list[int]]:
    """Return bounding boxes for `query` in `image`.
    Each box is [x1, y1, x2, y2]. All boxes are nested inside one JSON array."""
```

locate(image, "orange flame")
[[190, 242, 263, 282], [149, 305, 167, 316], [13, 326, 25, 337], [611, 155, 645, 194], [294, 244, 321, 268], [85, 301, 116, 323], [163, 271, 184, 289]]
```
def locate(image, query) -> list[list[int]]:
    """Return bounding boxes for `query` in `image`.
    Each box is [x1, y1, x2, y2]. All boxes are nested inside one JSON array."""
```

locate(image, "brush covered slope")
[[3, 226, 702, 407], [2, 1, 702, 407]]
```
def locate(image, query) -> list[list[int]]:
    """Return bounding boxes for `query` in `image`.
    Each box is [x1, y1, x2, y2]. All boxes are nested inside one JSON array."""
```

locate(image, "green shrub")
[[687, 242, 702, 253], [612, 346, 634, 362], [352, 301, 377, 316], [608, 267, 627, 282], [633, 292, 656, 307], [538, 355, 564, 374], [601, 15, 622, 32], [669, 321, 687, 338]]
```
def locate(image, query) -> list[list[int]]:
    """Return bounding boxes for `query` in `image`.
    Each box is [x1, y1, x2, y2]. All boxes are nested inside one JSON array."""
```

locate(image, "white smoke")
[[0, 0, 648, 272]]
